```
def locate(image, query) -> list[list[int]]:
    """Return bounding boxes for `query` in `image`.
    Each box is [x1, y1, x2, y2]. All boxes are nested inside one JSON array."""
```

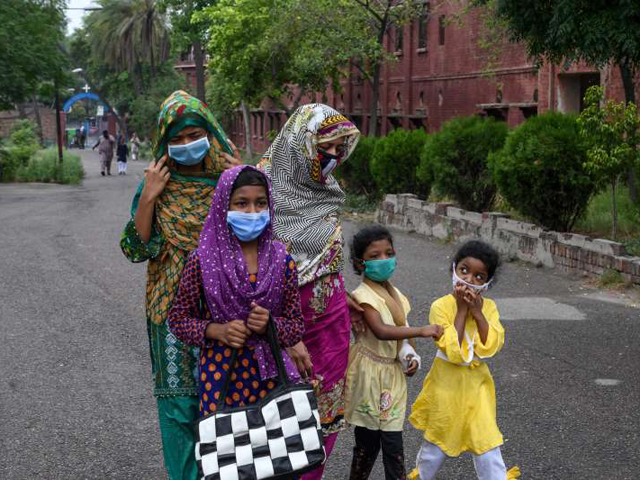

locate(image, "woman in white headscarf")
[[259, 104, 361, 480]]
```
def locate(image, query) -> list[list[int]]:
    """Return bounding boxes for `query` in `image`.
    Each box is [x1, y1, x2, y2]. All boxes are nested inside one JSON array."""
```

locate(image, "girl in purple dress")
[[168, 165, 304, 417]]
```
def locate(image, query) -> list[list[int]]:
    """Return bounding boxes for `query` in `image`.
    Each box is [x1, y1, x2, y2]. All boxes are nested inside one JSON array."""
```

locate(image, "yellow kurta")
[[345, 282, 411, 432], [409, 294, 505, 457]]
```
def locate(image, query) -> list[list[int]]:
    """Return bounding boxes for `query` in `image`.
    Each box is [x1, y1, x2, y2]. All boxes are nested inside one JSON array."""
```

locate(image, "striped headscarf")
[[258, 104, 360, 285]]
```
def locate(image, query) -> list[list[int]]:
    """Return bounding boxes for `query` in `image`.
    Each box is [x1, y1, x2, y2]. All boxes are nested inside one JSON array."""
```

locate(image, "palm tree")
[[85, 0, 171, 92]]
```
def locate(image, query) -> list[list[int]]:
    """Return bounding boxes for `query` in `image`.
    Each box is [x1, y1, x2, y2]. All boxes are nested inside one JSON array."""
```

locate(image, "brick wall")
[[0, 107, 58, 144]]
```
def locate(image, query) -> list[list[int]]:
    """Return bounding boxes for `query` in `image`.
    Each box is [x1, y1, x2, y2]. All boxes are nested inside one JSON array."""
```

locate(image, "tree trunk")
[[611, 176, 618, 240], [619, 62, 638, 203], [368, 63, 382, 137], [17, 103, 27, 119], [31, 95, 43, 144], [241, 101, 253, 159], [193, 40, 206, 102]]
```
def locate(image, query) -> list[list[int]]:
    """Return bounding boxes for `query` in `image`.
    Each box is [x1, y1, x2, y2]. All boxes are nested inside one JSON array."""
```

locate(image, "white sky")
[[66, 0, 100, 34]]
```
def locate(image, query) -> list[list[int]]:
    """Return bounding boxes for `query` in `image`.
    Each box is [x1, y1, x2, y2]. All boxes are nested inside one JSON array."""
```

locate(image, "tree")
[[201, 0, 354, 156], [340, 0, 426, 136], [473, 0, 640, 200], [578, 86, 640, 239], [0, 0, 68, 110], [160, 0, 216, 101], [84, 0, 171, 92]]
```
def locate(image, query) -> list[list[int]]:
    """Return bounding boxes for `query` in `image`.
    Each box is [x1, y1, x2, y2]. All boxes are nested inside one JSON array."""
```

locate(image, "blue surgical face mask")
[[364, 257, 397, 282], [227, 210, 270, 242], [168, 136, 210, 166]]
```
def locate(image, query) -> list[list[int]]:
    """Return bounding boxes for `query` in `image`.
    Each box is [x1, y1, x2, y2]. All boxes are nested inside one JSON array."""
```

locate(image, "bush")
[[15, 148, 84, 184], [371, 129, 431, 198], [420, 115, 507, 212], [489, 112, 596, 232], [0, 120, 41, 181], [335, 136, 379, 198]]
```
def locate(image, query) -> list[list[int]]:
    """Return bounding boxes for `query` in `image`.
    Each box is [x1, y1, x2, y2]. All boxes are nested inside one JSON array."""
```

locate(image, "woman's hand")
[[346, 293, 365, 333], [221, 139, 243, 169], [420, 324, 444, 340], [404, 357, 419, 377], [220, 320, 250, 348], [286, 341, 313, 379], [247, 302, 269, 334], [142, 154, 171, 201]]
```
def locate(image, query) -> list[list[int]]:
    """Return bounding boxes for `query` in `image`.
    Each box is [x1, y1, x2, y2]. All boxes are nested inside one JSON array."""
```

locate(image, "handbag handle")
[[216, 315, 291, 412]]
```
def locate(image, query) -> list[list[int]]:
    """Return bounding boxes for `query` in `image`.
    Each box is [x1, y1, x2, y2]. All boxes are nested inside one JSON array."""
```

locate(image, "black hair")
[[102, 130, 109, 138], [231, 168, 268, 193], [349, 225, 394, 275], [452, 240, 500, 283]]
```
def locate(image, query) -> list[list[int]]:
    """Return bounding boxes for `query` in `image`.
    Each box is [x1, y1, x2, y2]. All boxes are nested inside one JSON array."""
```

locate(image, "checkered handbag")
[[195, 317, 326, 480]]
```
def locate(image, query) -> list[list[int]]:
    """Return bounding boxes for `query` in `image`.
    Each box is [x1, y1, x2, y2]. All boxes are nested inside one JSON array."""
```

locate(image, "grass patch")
[[574, 186, 640, 241], [597, 269, 630, 290], [15, 148, 84, 185]]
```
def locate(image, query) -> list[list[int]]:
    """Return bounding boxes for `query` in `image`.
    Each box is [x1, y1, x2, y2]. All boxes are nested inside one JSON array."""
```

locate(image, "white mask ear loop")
[[452, 263, 492, 292]]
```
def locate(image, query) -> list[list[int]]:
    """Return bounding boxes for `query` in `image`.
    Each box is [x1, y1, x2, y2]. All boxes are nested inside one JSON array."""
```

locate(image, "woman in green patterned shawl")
[[120, 90, 241, 480]]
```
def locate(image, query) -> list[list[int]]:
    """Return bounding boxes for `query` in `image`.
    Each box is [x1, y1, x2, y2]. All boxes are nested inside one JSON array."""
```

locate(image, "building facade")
[[176, 2, 639, 155]]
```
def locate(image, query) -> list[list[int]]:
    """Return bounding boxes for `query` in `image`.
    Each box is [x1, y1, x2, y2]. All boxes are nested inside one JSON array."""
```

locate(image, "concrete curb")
[[377, 193, 640, 285]]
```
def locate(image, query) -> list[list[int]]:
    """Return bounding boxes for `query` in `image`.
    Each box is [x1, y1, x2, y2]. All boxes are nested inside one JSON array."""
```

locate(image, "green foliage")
[[84, 0, 170, 79], [575, 186, 640, 239], [420, 116, 507, 212], [472, 0, 640, 71], [335, 136, 379, 198], [128, 66, 186, 138], [0, 120, 41, 181], [578, 86, 640, 183], [577, 85, 640, 238], [0, 0, 68, 109], [371, 129, 430, 198], [489, 112, 596, 232], [15, 148, 84, 185]]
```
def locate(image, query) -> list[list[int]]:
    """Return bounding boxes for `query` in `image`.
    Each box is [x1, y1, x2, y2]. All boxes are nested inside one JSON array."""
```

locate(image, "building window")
[[418, 11, 428, 49], [394, 26, 403, 52], [438, 15, 445, 45]]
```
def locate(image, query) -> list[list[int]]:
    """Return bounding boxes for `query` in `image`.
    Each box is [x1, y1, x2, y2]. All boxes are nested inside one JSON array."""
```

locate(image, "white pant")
[[416, 440, 507, 480], [117, 161, 127, 174]]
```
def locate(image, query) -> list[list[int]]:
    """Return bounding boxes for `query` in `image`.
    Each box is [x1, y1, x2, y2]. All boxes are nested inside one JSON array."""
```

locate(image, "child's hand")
[[453, 284, 469, 313], [404, 357, 419, 377], [247, 302, 269, 334], [221, 320, 250, 348], [463, 289, 484, 314], [420, 324, 444, 339]]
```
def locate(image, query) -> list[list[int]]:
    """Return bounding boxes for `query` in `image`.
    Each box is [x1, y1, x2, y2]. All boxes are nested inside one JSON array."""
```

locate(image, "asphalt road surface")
[[1, 150, 638, 479]]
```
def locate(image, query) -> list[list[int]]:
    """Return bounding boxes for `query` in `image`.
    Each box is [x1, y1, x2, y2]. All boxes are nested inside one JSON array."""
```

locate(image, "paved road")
[[1, 150, 638, 479]]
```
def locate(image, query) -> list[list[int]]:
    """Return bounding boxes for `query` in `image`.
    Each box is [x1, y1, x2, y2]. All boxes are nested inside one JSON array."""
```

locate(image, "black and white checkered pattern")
[[196, 385, 325, 480]]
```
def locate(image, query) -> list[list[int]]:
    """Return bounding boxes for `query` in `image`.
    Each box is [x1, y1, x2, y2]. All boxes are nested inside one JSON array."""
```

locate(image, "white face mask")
[[452, 262, 492, 292]]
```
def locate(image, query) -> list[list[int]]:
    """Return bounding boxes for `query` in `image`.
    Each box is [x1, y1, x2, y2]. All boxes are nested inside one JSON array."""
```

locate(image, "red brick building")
[[177, 2, 640, 154]]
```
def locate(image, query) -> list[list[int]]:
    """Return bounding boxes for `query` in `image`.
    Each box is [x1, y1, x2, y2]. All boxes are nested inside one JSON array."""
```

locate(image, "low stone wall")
[[377, 193, 640, 285]]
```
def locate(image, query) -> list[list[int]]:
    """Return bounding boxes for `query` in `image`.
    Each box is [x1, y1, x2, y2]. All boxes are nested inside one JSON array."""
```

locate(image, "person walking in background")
[[258, 104, 363, 480], [119, 90, 241, 480], [346, 225, 443, 480], [92, 130, 115, 176], [116, 136, 129, 175], [130, 132, 140, 161], [409, 240, 519, 480]]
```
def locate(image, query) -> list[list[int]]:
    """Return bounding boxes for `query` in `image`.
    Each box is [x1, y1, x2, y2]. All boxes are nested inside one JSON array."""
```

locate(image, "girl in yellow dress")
[[345, 225, 444, 480], [409, 240, 519, 480]]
